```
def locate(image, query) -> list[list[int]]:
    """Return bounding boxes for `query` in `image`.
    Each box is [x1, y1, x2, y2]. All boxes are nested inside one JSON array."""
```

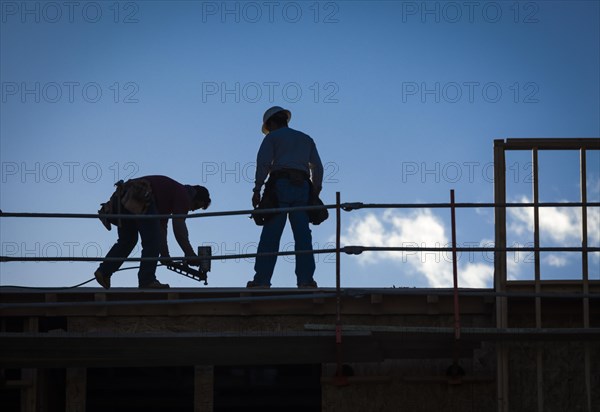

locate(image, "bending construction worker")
[[95, 175, 211, 289], [248, 106, 324, 288]]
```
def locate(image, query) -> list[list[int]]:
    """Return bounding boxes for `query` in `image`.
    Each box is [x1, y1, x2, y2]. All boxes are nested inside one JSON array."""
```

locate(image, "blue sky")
[[1, 0, 599, 289]]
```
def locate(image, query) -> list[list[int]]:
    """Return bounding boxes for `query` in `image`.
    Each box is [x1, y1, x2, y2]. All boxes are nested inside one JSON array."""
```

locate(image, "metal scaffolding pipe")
[[1, 201, 599, 220], [3, 246, 599, 263]]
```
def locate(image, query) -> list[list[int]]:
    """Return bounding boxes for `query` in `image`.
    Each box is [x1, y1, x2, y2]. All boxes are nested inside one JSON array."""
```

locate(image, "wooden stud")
[[194, 365, 214, 412], [66, 368, 86, 412]]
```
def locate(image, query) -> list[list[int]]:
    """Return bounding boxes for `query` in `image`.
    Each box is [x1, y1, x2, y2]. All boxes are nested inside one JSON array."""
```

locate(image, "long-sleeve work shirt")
[[143, 175, 196, 258], [254, 127, 324, 192]]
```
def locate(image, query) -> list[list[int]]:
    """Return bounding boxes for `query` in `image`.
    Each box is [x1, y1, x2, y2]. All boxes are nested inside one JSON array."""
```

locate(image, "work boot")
[[94, 270, 110, 289], [140, 280, 170, 289], [246, 281, 270, 289], [298, 280, 318, 289]]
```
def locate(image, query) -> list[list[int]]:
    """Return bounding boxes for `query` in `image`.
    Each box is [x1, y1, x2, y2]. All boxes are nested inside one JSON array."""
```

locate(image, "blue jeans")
[[253, 178, 316, 286], [97, 202, 160, 286]]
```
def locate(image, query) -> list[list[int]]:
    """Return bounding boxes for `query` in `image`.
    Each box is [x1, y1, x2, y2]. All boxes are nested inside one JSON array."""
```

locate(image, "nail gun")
[[165, 246, 211, 285]]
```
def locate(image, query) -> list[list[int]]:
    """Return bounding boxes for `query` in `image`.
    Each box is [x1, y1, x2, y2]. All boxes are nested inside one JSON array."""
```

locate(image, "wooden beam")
[[3, 328, 598, 369], [194, 365, 213, 412], [0, 332, 380, 368], [66, 368, 86, 412], [503, 138, 600, 150], [0, 288, 495, 317], [494, 139, 509, 412], [21, 317, 38, 412]]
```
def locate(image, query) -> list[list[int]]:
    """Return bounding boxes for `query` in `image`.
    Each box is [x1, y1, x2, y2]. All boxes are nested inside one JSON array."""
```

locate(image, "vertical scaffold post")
[[334, 191, 347, 385], [450, 189, 461, 342], [447, 189, 464, 383]]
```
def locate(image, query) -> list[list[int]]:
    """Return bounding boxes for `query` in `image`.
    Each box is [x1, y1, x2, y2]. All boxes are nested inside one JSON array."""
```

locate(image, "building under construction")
[[1, 139, 599, 412]]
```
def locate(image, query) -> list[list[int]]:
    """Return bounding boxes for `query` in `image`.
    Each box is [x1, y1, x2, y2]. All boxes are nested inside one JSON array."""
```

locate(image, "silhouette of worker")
[[95, 175, 211, 289], [248, 106, 324, 288]]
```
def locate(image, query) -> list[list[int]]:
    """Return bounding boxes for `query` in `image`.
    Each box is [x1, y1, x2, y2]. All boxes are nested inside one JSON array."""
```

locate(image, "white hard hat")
[[262, 106, 291, 134]]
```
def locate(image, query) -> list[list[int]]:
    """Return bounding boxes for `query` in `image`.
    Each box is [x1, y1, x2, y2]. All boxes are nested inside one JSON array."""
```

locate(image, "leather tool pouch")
[[98, 180, 126, 231], [252, 178, 278, 226], [120, 178, 153, 214], [308, 184, 328, 225]]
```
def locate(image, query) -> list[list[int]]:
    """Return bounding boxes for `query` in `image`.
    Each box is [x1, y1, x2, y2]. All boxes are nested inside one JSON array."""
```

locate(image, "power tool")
[[165, 246, 211, 285]]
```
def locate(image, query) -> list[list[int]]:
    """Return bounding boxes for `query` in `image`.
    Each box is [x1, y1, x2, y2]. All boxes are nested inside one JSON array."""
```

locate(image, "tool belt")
[[251, 168, 328, 226], [98, 179, 153, 230], [119, 178, 153, 214], [269, 168, 310, 186]]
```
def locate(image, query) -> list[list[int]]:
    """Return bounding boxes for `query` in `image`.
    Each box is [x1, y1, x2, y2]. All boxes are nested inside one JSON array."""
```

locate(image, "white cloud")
[[341, 209, 493, 288], [508, 196, 600, 246], [544, 254, 568, 267], [460, 263, 494, 289], [340, 199, 598, 286], [506, 195, 600, 279], [539, 207, 581, 243], [588, 207, 600, 246]]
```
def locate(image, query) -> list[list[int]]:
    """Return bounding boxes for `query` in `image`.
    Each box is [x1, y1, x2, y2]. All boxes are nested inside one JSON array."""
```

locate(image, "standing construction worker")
[[95, 175, 211, 289], [248, 106, 324, 288]]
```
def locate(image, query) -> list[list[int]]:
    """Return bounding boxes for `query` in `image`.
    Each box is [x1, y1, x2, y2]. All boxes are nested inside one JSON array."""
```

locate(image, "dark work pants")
[[253, 178, 316, 286], [97, 203, 160, 286]]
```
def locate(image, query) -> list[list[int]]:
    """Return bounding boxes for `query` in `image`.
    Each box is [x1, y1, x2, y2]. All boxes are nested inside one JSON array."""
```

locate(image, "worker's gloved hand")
[[185, 256, 202, 267], [160, 254, 171, 266], [252, 192, 261, 209]]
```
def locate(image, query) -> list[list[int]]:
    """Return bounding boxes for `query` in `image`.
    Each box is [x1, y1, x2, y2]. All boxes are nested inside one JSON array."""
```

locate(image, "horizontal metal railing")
[[2, 201, 598, 264]]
